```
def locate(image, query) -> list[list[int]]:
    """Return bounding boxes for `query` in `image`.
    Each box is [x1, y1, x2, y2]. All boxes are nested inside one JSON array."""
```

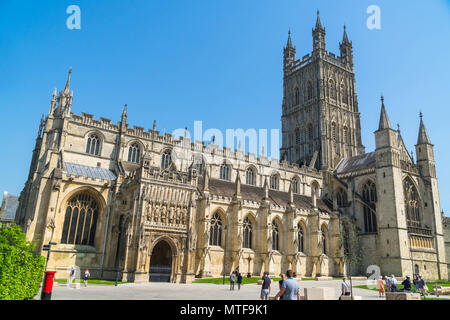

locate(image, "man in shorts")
[[260, 272, 271, 300]]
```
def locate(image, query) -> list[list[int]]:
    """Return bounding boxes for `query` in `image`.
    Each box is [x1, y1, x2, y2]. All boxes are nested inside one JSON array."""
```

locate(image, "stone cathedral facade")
[[16, 13, 448, 282]]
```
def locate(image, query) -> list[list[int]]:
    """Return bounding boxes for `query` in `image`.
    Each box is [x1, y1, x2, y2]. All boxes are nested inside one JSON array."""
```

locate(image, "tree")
[[0, 224, 45, 300], [339, 216, 364, 297]]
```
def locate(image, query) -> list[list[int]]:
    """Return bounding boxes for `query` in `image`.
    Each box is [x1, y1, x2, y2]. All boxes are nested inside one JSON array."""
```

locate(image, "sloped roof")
[[64, 162, 117, 181], [198, 177, 332, 213], [334, 152, 376, 174]]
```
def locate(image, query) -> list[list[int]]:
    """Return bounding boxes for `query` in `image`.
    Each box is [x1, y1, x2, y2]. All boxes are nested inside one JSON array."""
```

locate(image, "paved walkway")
[[40, 279, 391, 300]]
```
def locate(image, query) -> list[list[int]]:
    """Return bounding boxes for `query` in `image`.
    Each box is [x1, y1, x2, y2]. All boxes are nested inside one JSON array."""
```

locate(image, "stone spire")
[[263, 176, 269, 200], [63, 68, 72, 94], [378, 96, 392, 130], [342, 25, 349, 44], [286, 30, 293, 49], [417, 112, 432, 145], [234, 172, 241, 197], [202, 165, 210, 192], [49, 88, 57, 115], [315, 10, 324, 31], [37, 114, 44, 138], [288, 181, 294, 204], [312, 10, 326, 53]]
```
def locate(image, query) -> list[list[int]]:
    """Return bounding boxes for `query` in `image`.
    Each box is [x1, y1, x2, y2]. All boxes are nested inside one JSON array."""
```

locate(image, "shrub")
[[0, 224, 45, 300]]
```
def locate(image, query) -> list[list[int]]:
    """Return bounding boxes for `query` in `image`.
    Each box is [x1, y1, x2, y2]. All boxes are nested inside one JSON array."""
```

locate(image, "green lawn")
[[55, 279, 128, 285]]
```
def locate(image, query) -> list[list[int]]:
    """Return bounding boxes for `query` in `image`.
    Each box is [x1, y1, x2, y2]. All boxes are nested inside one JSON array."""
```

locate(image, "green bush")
[[0, 224, 45, 300]]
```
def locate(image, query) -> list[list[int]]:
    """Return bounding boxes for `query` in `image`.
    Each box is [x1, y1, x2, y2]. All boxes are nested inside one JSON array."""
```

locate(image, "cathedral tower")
[[281, 12, 364, 170]]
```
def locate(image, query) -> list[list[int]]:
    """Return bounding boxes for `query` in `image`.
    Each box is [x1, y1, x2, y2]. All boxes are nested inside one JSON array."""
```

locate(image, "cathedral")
[[16, 12, 448, 283]]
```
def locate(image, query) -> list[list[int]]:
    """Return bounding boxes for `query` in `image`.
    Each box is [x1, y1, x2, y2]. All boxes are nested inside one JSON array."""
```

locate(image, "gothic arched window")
[[128, 143, 141, 163], [272, 221, 280, 251], [404, 178, 421, 227], [298, 224, 305, 253], [246, 167, 256, 185], [292, 177, 299, 194], [321, 226, 328, 255], [86, 134, 100, 156], [337, 188, 347, 207], [331, 122, 337, 141], [220, 163, 230, 181], [161, 150, 172, 169], [362, 181, 378, 233], [243, 217, 253, 249], [209, 213, 223, 246], [270, 174, 279, 190], [61, 193, 99, 246]]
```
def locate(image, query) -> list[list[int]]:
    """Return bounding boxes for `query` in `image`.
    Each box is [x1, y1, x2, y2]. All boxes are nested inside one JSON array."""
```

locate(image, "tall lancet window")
[[292, 177, 299, 194], [298, 224, 305, 253], [362, 181, 378, 233], [128, 143, 141, 163], [404, 178, 421, 227], [209, 213, 223, 246], [243, 217, 253, 249], [272, 221, 280, 251], [86, 134, 100, 156]]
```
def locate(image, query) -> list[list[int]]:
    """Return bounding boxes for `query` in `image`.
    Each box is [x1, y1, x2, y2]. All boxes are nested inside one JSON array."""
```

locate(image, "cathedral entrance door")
[[149, 240, 172, 282]]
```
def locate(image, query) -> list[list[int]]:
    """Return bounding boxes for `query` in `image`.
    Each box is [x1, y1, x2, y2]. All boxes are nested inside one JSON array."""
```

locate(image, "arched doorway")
[[149, 240, 172, 282]]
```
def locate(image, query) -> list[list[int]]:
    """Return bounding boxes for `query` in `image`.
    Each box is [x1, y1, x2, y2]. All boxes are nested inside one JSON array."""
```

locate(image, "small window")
[[161, 150, 172, 169], [270, 174, 279, 190], [220, 163, 230, 181], [86, 134, 100, 156], [128, 143, 141, 163], [246, 167, 256, 185], [298, 224, 305, 253]]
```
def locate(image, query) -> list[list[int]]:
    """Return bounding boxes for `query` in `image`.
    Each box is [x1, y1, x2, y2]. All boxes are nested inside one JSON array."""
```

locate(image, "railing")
[[408, 226, 432, 237]]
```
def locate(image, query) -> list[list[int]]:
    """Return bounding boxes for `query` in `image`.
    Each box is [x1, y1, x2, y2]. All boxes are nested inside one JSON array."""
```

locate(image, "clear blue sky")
[[0, 0, 449, 215]]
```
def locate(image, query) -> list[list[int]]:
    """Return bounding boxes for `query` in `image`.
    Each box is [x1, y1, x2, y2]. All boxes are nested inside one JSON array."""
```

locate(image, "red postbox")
[[41, 271, 56, 300]]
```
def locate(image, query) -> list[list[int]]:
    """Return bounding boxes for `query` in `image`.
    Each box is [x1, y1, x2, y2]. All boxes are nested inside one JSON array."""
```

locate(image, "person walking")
[[230, 271, 236, 291], [418, 276, 428, 297], [377, 276, 385, 297], [385, 276, 392, 293], [237, 273, 243, 290], [260, 272, 271, 300], [68, 266, 75, 286], [340, 277, 351, 299], [84, 269, 91, 287], [272, 270, 300, 300], [278, 274, 287, 300], [390, 275, 398, 292], [401, 276, 411, 292]]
